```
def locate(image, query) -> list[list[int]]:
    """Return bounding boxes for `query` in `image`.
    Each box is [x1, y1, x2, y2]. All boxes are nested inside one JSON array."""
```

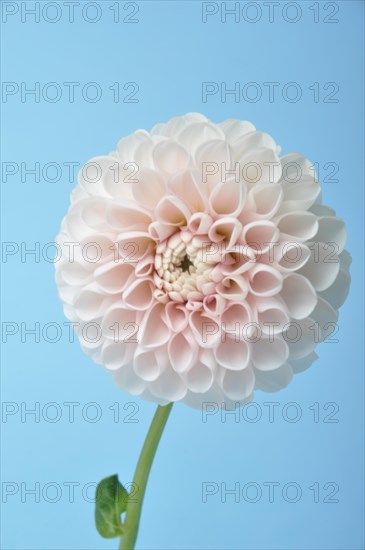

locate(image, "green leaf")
[[95, 474, 129, 538]]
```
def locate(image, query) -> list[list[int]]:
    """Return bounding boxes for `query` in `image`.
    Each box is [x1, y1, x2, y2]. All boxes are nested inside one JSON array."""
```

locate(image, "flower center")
[[154, 231, 216, 303]]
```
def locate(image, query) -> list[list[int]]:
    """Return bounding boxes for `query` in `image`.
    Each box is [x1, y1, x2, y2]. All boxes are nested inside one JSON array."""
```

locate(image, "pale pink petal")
[[189, 311, 221, 348], [139, 303, 171, 349], [122, 278, 154, 310], [168, 331, 198, 373], [217, 275, 249, 300], [169, 170, 207, 213], [155, 195, 191, 226], [148, 221, 177, 242], [134, 255, 154, 278], [209, 179, 245, 218], [203, 294, 226, 316], [74, 286, 113, 322], [106, 201, 152, 232], [100, 306, 137, 342], [221, 302, 252, 334], [116, 231, 155, 262], [242, 220, 280, 255], [246, 183, 283, 218], [94, 261, 134, 294], [208, 218, 242, 248], [165, 302, 188, 332], [188, 212, 214, 234], [248, 264, 283, 297]]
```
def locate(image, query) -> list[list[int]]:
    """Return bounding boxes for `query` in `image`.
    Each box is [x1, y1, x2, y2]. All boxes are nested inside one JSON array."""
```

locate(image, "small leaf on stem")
[[95, 474, 128, 538]]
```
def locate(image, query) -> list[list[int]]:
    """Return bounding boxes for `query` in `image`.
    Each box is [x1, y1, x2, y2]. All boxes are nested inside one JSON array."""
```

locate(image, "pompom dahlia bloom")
[[55, 113, 350, 408]]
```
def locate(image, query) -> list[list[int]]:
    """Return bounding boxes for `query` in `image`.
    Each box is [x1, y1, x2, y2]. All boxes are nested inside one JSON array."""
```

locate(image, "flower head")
[[55, 113, 350, 407]]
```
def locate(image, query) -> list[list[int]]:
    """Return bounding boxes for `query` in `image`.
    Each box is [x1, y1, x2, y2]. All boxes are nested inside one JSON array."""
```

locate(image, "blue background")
[[1, 1, 364, 549]]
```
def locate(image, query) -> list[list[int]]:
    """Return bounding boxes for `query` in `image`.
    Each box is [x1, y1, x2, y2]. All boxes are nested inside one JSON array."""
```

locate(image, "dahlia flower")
[[55, 113, 350, 408], [55, 113, 350, 549]]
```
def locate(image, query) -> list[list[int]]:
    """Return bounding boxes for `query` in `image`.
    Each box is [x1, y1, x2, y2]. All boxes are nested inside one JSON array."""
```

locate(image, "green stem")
[[119, 403, 173, 550]]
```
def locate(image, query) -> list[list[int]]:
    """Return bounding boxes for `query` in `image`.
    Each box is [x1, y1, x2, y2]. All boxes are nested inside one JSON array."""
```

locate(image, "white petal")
[[195, 140, 232, 189], [117, 130, 150, 163], [215, 337, 250, 370], [319, 268, 350, 310], [310, 296, 338, 342], [233, 131, 277, 162], [255, 296, 290, 333], [132, 168, 166, 209], [74, 287, 113, 322], [133, 350, 164, 382], [285, 318, 318, 360], [220, 367, 255, 401], [101, 341, 135, 370], [113, 364, 146, 396], [276, 211, 319, 241], [149, 367, 187, 402], [299, 242, 340, 291], [239, 147, 282, 186], [153, 140, 190, 174], [280, 273, 317, 319], [313, 216, 346, 253], [219, 119, 256, 143], [178, 122, 225, 155], [254, 363, 293, 392], [271, 240, 311, 272], [251, 335, 289, 371], [183, 361, 214, 393]]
